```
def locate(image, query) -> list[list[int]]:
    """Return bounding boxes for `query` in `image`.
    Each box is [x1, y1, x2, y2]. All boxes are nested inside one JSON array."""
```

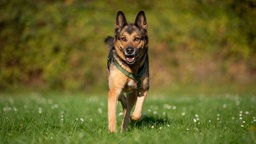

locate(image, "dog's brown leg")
[[108, 88, 120, 133], [119, 93, 127, 128], [121, 91, 137, 131], [119, 94, 127, 131], [131, 91, 147, 121]]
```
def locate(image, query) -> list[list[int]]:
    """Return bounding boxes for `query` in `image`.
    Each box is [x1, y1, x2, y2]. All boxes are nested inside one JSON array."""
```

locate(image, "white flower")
[[98, 108, 102, 114], [38, 107, 42, 114], [118, 112, 123, 116]]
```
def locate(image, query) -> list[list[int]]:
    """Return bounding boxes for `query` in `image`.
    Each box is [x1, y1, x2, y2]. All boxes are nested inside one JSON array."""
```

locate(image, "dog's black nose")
[[125, 47, 135, 55]]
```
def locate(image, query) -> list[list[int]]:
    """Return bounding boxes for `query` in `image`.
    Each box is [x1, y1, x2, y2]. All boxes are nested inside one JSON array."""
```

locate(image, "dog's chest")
[[124, 79, 137, 91]]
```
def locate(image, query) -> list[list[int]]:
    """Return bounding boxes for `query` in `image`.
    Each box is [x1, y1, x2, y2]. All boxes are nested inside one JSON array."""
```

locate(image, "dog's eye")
[[120, 37, 127, 42], [134, 37, 141, 42]]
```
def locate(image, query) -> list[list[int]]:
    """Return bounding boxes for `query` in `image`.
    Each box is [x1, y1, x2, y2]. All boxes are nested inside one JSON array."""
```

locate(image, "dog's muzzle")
[[124, 47, 136, 64]]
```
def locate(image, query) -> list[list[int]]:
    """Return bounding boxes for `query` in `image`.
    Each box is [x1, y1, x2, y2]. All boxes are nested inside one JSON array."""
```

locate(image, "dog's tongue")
[[126, 57, 135, 63]]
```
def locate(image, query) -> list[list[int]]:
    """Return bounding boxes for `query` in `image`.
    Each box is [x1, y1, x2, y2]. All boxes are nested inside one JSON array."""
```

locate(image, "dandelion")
[[118, 112, 123, 116], [38, 107, 42, 114], [172, 106, 177, 110], [3, 106, 11, 112], [60, 111, 64, 123], [80, 118, 84, 123], [51, 104, 59, 109], [151, 125, 154, 129], [193, 119, 197, 123], [181, 112, 186, 116], [163, 104, 171, 110], [241, 124, 244, 127], [162, 112, 166, 116], [195, 114, 200, 121], [153, 111, 158, 115], [209, 120, 211, 123], [13, 107, 18, 112], [167, 124, 170, 127], [98, 108, 102, 114], [245, 111, 249, 115]]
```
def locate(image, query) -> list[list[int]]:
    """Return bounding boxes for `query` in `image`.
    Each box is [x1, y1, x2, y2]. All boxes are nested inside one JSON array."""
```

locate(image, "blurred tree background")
[[0, 0, 256, 91]]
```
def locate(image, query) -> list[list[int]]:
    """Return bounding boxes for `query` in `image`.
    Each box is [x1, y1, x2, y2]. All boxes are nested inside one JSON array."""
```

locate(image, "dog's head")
[[114, 11, 148, 65]]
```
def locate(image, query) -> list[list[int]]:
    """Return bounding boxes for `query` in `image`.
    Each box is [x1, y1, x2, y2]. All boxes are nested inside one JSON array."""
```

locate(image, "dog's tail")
[[104, 36, 114, 49]]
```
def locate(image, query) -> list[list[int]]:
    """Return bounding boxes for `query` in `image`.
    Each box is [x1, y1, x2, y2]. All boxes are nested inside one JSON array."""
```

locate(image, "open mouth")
[[126, 55, 135, 64]]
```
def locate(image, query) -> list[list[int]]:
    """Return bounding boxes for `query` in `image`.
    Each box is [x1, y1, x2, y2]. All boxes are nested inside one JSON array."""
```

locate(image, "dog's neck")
[[113, 49, 148, 75]]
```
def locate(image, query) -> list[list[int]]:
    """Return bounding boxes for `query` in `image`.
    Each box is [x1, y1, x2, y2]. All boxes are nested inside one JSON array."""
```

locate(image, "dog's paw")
[[131, 114, 142, 121]]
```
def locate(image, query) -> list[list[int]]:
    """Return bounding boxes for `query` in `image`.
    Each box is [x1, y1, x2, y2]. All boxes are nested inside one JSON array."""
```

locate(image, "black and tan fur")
[[105, 11, 149, 132]]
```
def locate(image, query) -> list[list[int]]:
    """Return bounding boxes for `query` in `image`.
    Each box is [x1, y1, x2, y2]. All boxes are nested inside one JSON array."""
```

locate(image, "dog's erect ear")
[[135, 11, 147, 30], [115, 11, 127, 30]]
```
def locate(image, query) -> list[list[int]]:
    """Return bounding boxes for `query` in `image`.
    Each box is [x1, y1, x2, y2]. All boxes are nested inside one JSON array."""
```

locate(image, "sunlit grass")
[[0, 92, 256, 143]]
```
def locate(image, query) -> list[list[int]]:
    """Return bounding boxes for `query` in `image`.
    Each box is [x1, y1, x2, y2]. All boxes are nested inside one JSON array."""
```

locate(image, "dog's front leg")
[[108, 88, 121, 133], [131, 91, 147, 121]]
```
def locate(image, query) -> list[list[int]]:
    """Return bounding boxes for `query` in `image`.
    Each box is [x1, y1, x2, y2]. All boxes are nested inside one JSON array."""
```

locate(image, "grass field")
[[0, 91, 256, 144]]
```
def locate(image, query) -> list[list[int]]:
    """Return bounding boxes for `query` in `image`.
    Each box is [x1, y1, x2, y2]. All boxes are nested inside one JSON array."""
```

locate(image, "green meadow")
[[1, 90, 255, 143], [1, 1, 256, 143]]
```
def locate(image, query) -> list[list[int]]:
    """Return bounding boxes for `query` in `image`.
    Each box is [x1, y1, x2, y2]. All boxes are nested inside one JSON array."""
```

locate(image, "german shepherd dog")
[[105, 11, 149, 132]]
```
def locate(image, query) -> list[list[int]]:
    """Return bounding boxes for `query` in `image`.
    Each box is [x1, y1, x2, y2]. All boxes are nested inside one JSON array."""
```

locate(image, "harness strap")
[[112, 54, 147, 90]]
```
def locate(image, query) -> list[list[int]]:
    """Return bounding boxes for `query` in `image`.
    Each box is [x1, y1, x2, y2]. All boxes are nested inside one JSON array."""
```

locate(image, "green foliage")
[[0, 0, 256, 90], [0, 92, 256, 143]]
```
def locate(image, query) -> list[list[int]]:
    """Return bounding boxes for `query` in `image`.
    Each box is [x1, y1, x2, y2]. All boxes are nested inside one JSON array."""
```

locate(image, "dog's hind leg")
[[119, 93, 127, 119], [131, 91, 147, 121], [121, 91, 137, 131], [119, 93, 127, 131]]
